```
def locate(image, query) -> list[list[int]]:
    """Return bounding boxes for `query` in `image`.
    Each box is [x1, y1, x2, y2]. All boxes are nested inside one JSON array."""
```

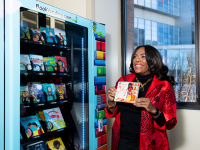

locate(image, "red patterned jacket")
[[104, 73, 177, 150]]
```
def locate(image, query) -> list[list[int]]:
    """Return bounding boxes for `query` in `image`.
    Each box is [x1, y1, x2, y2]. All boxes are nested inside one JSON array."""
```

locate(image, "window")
[[158, 0, 163, 11], [138, 0, 144, 6], [122, 0, 199, 108], [145, 0, 151, 8], [152, 21, 158, 45], [169, 0, 173, 14], [152, 0, 158, 9], [164, 0, 168, 13], [164, 24, 168, 45], [138, 19, 145, 45], [145, 20, 152, 45]]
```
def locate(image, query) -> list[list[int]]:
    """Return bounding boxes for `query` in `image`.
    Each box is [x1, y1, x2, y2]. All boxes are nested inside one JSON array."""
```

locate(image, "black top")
[[118, 73, 154, 138]]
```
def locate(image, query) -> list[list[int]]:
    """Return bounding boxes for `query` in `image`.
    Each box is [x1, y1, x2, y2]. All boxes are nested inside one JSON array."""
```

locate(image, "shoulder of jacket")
[[160, 80, 173, 90]]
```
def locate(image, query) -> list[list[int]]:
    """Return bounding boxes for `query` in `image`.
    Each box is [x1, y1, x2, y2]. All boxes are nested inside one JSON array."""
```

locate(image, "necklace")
[[136, 77, 153, 92]]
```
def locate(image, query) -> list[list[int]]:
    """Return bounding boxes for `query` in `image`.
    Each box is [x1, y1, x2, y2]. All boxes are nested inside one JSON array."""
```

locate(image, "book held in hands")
[[114, 82, 140, 103]]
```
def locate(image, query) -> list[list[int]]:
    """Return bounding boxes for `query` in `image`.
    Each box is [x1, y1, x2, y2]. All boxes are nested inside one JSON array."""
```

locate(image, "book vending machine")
[[0, 1, 5, 150], [3, 0, 107, 150]]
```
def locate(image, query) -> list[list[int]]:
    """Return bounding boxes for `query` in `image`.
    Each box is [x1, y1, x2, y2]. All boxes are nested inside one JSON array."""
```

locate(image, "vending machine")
[[0, 1, 5, 150], [4, 0, 107, 150]]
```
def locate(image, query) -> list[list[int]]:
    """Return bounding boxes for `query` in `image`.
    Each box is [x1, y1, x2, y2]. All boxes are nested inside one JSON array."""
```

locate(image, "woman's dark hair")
[[129, 45, 175, 85]]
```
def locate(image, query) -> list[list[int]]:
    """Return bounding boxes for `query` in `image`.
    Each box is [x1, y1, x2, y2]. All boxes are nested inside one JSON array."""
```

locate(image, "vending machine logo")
[[36, 4, 71, 20], [72, 16, 78, 23]]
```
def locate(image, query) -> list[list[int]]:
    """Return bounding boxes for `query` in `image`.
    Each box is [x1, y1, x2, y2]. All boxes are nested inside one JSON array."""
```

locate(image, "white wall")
[[94, 0, 121, 150], [38, 0, 88, 18], [167, 109, 200, 150]]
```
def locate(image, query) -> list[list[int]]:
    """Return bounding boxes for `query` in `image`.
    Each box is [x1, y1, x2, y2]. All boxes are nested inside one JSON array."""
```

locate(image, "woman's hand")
[[133, 98, 156, 113], [107, 87, 117, 101]]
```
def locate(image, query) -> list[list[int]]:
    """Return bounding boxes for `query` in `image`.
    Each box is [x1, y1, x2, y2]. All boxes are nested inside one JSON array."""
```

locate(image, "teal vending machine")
[[0, 0, 5, 150], [4, 0, 107, 150]]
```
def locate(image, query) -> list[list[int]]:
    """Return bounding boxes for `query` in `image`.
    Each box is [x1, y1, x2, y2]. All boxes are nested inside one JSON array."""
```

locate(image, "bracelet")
[[107, 100, 116, 108], [149, 107, 159, 116]]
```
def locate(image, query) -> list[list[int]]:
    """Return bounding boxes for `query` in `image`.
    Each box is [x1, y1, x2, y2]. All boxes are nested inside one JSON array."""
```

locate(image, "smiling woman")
[[132, 47, 150, 76], [105, 45, 177, 150]]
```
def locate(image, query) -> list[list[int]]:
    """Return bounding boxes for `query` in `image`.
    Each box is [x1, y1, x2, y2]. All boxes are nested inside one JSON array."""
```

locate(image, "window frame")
[[121, 0, 200, 109]]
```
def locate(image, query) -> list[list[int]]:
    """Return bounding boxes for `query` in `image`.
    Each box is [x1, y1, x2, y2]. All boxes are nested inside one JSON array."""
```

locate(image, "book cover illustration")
[[29, 28, 45, 42], [40, 27, 57, 43], [28, 84, 45, 103], [36, 110, 46, 122], [20, 54, 32, 70], [26, 141, 48, 150], [46, 137, 66, 150], [54, 28, 67, 46], [29, 54, 44, 71], [49, 56, 57, 71], [43, 57, 50, 71], [20, 115, 45, 138], [55, 84, 67, 100], [43, 107, 66, 132], [20, 21, 30, 40], [55, 56, 67, 72], [43, 84, 57, 101], [114, 82, 140, 103], [20, 86, 30, 104]]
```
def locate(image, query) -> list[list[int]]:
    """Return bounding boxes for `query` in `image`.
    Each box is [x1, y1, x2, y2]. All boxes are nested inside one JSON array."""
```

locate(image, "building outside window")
[[124, 0, 196, 103]]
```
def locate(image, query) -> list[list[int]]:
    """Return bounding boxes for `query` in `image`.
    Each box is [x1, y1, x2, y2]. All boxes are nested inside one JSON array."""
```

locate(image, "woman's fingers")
[[107, 87, 116, 101], [134, 98, 148, 107]]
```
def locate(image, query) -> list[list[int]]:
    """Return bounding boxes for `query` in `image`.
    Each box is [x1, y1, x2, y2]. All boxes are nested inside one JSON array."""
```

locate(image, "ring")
[[108, 90, 111, 93]]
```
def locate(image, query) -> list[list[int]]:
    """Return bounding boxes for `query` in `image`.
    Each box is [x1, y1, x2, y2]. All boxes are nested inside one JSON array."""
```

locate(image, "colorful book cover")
[[29, 28, 45, 42], [46, 137, 66, 150], [49, 56, 57, 71], [36, 110, 46, 121], [55, 56, 67, 72], [20, 21, 30, 40], [26, 141, 48, 150], [54, 28, 67, 46], [40, 27, 56, 43], [28, 84, 45, 103], [20, 54, 32, 70], [20, 115, 45, 138], [43, 83, 57, 101], [43, 57, 50, 71], [29, 54, 44, 71], [114, 82, 140, 103], [55, 84, 67, 100], [43, 107, 66, 132], [20, 86, 30, 104]]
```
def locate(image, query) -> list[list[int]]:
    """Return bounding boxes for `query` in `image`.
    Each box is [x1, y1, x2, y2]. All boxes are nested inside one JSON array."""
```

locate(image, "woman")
[[105, 45, 177, 150]]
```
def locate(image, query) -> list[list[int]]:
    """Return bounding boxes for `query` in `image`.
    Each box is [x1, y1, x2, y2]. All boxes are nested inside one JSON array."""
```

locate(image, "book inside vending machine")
[[19, 7, 89, 150]]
